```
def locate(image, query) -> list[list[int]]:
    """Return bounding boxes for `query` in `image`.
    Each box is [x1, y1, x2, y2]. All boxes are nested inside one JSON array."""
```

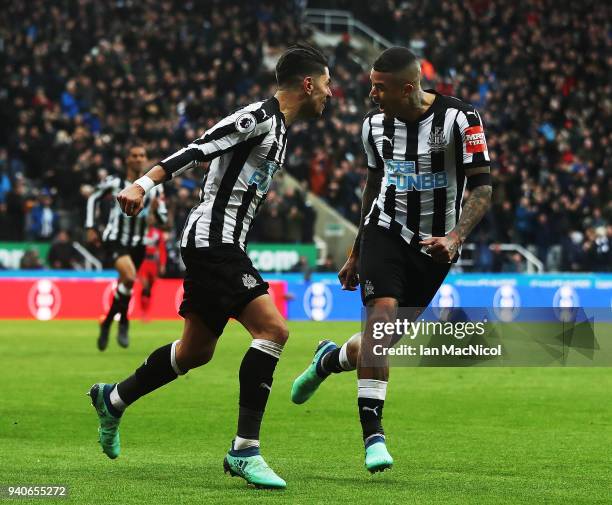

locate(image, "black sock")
[[102, 384, 123, 418], [102, 293, 124, 326], [118, 292, 131, 323], [237, 347, 279, 440], [320, 347, 344, 374], [358, 397, 385, 443], [116, 343, 178, 405]]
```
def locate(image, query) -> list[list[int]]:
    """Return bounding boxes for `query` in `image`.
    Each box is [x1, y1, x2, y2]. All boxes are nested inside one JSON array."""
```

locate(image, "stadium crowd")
[[1, 0, 610, 272]]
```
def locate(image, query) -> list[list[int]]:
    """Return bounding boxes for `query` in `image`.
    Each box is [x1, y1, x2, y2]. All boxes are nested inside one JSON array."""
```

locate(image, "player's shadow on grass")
[[306, 474, 400, 486]]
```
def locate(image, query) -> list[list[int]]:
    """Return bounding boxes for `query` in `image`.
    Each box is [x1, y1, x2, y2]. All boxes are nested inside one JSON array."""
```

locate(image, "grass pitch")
[[1, 320, 610, 504]]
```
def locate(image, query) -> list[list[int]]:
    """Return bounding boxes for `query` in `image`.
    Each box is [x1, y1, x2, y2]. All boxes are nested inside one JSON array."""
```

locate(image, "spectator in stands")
[[317, 254, 337, 272], [534, 213, 554, 266], [4, 176, 28, 241], [20, 249, 43, 270], [1, 0, 610, 271], [514, 197, 535, 245], [0, 149, 11, 204], [47, 230, 79, 269], [290, 255, 313, 281], [28, 191, 58, 241]]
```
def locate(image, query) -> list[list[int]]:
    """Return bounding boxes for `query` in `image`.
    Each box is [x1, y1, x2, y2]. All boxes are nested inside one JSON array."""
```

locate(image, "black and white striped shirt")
[[86, 176, 167, 248], [159, 97, 288, 250], [363, 90, 490, 256]]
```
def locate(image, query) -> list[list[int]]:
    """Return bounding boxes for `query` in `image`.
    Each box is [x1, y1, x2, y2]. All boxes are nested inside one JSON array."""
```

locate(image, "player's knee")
[[367, 307, 395, 326], [191, 346, 215, 367], [177, 343, 215, 370], [366, 303, 396, 337], [256, 319, 289, 345]]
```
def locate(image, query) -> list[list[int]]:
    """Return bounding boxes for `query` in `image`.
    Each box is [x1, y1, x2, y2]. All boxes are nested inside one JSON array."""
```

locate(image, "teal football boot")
[[365, 436, 393, 473], [291, 340, 337, 404], [223, 443, 286, 489], [88, 383, 121, 459]]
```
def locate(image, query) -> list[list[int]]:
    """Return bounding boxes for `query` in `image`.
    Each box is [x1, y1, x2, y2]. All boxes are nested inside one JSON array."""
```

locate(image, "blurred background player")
[[86, 144, 167, 349], [138, 216, 167, 322], [291, 47, 492, 473]]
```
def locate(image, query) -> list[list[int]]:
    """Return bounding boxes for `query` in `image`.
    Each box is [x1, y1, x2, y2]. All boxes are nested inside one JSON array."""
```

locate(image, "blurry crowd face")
[[125, 146, 148, 177]]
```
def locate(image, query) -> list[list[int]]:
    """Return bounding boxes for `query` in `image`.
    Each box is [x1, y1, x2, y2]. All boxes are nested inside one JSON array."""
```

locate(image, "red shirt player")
[[138, 226, 167, 319]]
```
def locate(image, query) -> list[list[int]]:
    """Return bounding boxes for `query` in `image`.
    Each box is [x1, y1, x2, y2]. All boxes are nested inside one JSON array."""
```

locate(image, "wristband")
[[134, 175, 155, 193]]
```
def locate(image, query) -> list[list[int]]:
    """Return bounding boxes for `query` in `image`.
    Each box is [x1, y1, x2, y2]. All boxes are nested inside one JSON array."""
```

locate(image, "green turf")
[[1, 320, 610, 504]]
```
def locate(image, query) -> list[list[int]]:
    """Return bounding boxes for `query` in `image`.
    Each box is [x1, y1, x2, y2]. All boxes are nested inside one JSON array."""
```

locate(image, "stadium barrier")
[[0, 272, 609, 322]]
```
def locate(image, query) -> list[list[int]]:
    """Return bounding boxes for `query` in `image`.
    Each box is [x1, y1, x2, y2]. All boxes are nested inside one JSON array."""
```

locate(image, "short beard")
[[301, 100, 319, 120], [408, 87, 424, 110]]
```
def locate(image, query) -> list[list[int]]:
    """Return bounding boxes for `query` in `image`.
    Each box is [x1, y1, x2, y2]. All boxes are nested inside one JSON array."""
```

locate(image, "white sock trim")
[[358, 379, 388, 400], [251, 339, 284, 359], [339, 334, 359, 371], [364, 433, 385, 446], [109, 385, 127, 411], [117, 282, 132, 296], [234, 436, 260, 450], [170, 340, 185, 375]]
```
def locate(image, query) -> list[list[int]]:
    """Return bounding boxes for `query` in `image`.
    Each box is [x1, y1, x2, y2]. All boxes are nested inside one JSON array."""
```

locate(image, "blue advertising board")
[[270, 273, 612, 322], [1, 271, 610, 322]]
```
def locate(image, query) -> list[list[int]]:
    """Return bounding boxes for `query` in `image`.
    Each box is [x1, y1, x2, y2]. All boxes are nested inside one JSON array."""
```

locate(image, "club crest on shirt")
[[235, 112, 256, 133], [242, 273, 259, 289], [364, 280, 375, 297], [428, 126, 447, 152]]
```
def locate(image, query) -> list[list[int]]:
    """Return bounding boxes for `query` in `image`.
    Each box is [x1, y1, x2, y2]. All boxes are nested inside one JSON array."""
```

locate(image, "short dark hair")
[[126, 141, 146, 154], [275, 43, 328, 88], [373, 46, 418, 73]]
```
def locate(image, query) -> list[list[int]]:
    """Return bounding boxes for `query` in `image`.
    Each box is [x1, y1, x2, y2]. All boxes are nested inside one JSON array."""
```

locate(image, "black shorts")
[[359, 225, 451, 307], [103, 242, 146, 270], [179, 245, 269, 337]]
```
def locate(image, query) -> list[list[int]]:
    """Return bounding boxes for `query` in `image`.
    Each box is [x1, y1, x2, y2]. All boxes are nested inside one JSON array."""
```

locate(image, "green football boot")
[[223, 443, 286, 489], [365, 436, 393, 473], [88, 383, 121, 459], [291, 340, 337, 404]]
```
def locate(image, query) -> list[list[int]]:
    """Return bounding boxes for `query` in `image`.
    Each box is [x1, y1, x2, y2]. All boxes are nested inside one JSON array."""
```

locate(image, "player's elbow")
[[468, 183, 492, 205]]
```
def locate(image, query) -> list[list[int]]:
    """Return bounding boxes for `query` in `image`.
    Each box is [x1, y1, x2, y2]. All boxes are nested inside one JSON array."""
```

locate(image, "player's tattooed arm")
[[452, 185, 492, 243], [339, 169, 383, 290], [420, 166, 491, 263]]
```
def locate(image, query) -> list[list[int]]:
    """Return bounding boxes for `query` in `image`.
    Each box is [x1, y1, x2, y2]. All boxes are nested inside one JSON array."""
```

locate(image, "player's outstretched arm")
[[420, 166, 492, 263], [118, 108, 272, 218], [339, 168, 383, 290]]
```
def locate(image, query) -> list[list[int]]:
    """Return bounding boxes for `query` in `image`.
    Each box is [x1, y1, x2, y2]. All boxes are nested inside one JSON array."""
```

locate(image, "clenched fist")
[[419, 231, 462, 264], [117, 184, 145, 216], [338, 255, 359, 291]]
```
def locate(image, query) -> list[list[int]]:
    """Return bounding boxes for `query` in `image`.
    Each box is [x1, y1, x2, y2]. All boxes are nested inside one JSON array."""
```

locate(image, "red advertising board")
[[0, 278, 287, 320]]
